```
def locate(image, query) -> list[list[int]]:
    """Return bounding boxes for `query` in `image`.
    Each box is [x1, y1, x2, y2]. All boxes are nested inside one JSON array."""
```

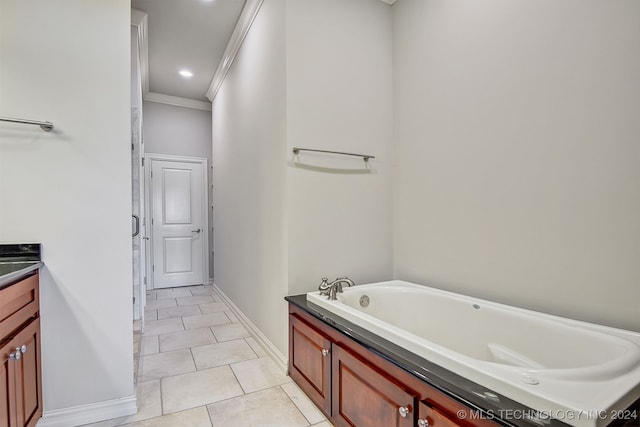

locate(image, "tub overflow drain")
[[359, 295, 370, 308]]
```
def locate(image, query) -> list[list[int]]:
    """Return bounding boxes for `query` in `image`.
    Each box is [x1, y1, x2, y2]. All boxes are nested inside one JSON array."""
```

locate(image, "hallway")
[[83, 285, 331, 427]]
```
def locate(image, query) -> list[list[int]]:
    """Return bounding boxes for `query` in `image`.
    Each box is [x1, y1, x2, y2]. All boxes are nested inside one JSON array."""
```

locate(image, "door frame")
[[144, 153, 210, 290]]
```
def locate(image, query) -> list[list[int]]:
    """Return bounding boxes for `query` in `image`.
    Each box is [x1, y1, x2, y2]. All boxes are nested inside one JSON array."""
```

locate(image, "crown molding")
[[144, 92, 212, 111], [131, 9, 149, 98], [206, 0, 394, 101], [206, 0, 264, 101]]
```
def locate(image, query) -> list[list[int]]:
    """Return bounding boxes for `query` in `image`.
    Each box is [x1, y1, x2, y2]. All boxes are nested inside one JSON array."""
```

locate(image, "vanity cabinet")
[[1, 272, 42, 427], [288, 303, 501, 427]]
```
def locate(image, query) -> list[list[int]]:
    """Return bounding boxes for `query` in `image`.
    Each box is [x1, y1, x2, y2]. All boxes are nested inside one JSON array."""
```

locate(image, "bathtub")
[[306, 281, 640, 427]]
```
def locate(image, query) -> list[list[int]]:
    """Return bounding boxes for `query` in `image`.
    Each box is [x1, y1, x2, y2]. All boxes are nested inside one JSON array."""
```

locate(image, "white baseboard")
[[37, 395, 136, 427], [213, 283, 288, 373]]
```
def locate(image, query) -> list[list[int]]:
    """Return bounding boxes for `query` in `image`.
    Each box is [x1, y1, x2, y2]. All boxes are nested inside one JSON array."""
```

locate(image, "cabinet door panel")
[[1, 361, 9, 427], [419, 401, 463, 427], [332, 344, 415, 427], [289, 315, 332, 415], [420, 386, 501, 427], [12, 320, 41, 427], [2, 336, 18, 427]]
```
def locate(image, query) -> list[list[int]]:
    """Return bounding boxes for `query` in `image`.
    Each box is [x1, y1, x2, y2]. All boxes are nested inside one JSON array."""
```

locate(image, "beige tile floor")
[[82, 285, 333, 427]]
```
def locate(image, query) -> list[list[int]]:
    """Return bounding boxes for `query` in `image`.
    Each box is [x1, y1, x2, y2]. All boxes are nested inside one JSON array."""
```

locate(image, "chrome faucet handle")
[[318, 277, 331, 295]]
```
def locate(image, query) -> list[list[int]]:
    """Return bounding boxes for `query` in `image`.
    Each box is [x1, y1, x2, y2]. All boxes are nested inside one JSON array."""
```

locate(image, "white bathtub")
[[306, 281, 640, 427]]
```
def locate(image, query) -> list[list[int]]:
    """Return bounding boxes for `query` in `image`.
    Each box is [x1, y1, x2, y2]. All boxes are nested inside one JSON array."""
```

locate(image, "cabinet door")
[[418, 401, 464, 427], [1, 338, 18, 427], [332, 344, 416, 427], [289, 315, 332, 415], [11, 320, 41, 427]]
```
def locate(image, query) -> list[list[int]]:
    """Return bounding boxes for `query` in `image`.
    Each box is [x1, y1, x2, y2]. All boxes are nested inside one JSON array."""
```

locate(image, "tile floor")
[[82, 284, 333, 427]]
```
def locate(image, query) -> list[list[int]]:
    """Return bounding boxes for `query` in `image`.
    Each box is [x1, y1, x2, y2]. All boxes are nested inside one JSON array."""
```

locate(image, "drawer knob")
[[321, 349, 329, 357], [20, 344, 27, 353], [418, 419, 429, 427], [398, 406, 410, 418]]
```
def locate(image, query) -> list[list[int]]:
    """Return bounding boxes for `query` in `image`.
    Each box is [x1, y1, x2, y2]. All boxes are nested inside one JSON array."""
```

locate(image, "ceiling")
[[131, 0, 246, 104]]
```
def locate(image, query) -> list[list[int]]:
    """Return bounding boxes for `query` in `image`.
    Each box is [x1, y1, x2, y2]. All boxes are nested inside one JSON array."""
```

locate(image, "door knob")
[[398, 406, 410, 418]]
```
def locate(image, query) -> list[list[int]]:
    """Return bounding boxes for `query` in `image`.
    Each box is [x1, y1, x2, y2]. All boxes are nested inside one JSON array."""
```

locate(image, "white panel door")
[[151, 160, 204, 288]]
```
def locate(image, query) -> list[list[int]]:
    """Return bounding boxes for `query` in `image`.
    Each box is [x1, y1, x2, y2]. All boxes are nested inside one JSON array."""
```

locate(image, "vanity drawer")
[[0, 272, 39, 340]]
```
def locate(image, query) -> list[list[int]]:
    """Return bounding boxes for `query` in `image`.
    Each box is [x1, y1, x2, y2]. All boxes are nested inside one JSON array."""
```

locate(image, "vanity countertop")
[[0, 243, 42, 290]]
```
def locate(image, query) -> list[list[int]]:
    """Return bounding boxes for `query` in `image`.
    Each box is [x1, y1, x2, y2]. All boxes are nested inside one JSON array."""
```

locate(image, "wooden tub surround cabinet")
[[1, 271, 42, 427], [288, 300, 501, 427], [286, 295, 640, 427]]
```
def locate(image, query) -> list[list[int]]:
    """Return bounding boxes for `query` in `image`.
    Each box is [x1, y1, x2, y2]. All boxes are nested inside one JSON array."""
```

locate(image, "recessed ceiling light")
[[179, 69, 194, 78]]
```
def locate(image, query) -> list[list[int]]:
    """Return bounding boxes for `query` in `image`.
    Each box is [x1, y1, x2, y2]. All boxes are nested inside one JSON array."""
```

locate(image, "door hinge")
[[143, 276, 147, 285], [152, 265, 155, 272], [133, 297, 135, 304], [141, 157, 145, 166]]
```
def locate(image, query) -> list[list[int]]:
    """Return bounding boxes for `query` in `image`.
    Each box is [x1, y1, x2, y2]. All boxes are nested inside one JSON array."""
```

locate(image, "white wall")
[[393, 0, 640, 332], [0, 0, 134, 417], [213, 0, 393, 354], [212, 0, 393, 357], [143, 101, 212, 163], [285, 0, 394, 295], [143, 101, 214, 278], [211, 0, 289, 354]]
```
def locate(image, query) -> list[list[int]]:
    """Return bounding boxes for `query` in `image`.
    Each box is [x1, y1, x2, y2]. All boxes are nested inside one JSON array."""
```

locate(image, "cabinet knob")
[[321, 348, 329, 357], [20, 344, 27, 353], [418, 419, 430, 427], [9, 348, 22, 361], [398, 406, 410, 418]]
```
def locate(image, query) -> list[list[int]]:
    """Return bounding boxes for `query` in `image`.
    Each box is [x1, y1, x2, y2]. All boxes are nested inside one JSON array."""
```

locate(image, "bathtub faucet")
[[318, 277, 354, 300]]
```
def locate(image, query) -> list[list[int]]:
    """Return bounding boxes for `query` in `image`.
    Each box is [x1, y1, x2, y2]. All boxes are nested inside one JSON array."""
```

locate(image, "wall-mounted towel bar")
[[292, 147, 375, 162], [0, 116, 54, 132]]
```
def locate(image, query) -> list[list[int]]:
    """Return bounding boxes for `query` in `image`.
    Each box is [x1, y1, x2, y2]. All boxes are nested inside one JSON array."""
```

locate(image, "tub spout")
[[333, 277, 354, 289]]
